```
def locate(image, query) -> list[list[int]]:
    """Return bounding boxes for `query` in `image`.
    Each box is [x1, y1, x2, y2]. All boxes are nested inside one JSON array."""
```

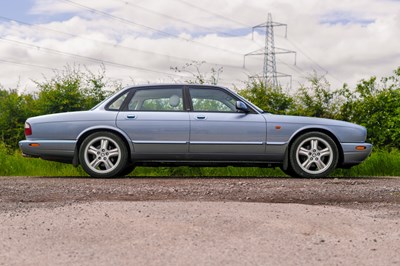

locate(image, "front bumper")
[[340, 143, 372, 166]]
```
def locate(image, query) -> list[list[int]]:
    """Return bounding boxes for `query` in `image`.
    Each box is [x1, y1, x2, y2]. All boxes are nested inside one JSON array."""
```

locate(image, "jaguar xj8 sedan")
[[19, 84, 372, 178]]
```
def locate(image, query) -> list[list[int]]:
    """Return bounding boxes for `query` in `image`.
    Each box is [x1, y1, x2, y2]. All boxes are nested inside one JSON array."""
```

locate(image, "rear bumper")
[[340, 143, 372, 166], [19, 140, 76, 163]]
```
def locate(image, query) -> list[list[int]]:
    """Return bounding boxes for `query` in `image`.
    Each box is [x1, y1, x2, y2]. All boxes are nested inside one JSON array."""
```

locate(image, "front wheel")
[[289, 132, 339, 178], [120, 164, 136, 177], [79, 132, 128, 178]]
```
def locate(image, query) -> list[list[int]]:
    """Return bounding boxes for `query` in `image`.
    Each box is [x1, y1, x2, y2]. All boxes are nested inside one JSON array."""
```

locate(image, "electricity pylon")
[[244, 13, 296, 88]]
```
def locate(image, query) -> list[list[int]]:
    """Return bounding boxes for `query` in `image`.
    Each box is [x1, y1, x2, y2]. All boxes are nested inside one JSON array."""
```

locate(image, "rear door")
[[116, 86, 189, 159]]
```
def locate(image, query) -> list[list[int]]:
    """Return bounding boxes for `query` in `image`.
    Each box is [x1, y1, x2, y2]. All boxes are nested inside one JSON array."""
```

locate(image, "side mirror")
[[236, 101, 249, 113]]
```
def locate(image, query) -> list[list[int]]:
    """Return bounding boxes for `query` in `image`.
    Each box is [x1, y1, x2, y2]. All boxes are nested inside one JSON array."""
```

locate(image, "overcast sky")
[[0, 0, 399, 93]]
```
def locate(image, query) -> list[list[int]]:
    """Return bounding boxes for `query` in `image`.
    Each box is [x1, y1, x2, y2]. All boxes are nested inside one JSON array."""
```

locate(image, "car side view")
[[19, 84, 372, 178]]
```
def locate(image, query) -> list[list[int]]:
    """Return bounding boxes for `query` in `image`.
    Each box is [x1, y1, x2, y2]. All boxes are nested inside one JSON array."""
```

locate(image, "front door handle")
[[196, 115, 206, 120], [127, 114, 136, 119]]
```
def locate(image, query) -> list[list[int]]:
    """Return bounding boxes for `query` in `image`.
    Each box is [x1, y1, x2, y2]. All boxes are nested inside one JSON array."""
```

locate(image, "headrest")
[[169, 95, 180, 107]]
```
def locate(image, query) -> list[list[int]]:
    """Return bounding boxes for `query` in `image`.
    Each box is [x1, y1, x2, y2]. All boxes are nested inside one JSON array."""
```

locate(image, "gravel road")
[[1, 176, 399, 266]]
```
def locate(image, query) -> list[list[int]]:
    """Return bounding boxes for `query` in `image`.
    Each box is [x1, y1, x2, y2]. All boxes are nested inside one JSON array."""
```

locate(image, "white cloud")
[[0, 0, 399, 92]]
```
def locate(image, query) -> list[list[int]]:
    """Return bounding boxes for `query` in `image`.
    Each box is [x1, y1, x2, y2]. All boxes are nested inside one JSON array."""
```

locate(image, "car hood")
[[263, 113, 361, 128]]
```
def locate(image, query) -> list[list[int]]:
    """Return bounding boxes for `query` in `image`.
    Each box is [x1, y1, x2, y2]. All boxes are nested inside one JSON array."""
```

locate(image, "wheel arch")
[[284, 127, 344, 169], [72, 126, 133, 166]]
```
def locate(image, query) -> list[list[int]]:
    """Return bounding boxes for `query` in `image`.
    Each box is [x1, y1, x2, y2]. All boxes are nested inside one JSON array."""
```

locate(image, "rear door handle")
[[127, 114, 136, 119], [196, 115, 206, 120]]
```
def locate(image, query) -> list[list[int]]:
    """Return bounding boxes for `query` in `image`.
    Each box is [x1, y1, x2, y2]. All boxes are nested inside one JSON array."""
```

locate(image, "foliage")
[[34, 64, 117, 114], [238, 67, 400, 150], [0, 88, 36, 149], [1, 146, 400, 177], [1, 61, 400, 165], [171, 61, 223, 85], [337, 68, 400, 147], [238, 78, 294, 114], [293, 73, 342, 119], [0, 64, 120, 149], [333, 148, 400, 177]]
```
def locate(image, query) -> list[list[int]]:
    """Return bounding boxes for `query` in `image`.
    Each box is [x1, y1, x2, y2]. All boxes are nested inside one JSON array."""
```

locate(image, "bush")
[[34, 64, 117, 114], [337, 68, 400, 148], [238, 78, 294, 114], [238, 67, 400, 149], [0, 65, 120, 150]]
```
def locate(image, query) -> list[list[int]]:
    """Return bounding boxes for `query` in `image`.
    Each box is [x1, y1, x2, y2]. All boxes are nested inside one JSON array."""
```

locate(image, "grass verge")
[[1, 144, 399, 177]]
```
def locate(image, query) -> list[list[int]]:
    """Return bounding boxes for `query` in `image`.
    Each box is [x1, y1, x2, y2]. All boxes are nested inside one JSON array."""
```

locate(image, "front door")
[[188, 87, 267, 160]]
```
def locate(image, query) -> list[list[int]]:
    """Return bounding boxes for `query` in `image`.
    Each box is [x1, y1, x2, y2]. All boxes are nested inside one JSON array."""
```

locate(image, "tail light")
[[24, 122, 32, 136]]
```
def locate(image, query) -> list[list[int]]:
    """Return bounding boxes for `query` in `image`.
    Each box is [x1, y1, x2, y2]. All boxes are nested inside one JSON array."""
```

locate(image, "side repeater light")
[[355, 146, 367, 151], [29, 143, 40, 147]]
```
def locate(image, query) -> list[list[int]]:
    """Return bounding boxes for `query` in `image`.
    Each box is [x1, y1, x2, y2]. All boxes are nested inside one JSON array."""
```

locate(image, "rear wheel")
[[79, 132, 128, 178], [279, 165, 296, 177], [289, 132, 338, 178]]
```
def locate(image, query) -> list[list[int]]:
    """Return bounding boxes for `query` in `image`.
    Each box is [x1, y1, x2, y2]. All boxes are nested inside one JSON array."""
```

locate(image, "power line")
[[60, 0, 244, 56], [0, 16, 243, 70], [95, 0, 342, 82], [289, 39, 344, 84], [0, 57, 60, 71], [250, 39, 309, 78], [173, 0, 250, 28], [276, 58, 307, 77], [244, 14, 296, 88], [0, 37, 186, 77], [171, 0, 341, 84], [250, 39, 324, 81], [0, 2, 343, 86], [114, 0, 252, 40]]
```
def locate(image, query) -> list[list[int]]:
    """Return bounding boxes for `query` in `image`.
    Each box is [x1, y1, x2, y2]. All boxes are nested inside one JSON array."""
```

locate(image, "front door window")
[[189, 88, 237, 112]]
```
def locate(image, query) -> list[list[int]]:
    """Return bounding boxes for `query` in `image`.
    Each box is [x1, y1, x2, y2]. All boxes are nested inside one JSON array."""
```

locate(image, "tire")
[[79, 132, 128, 178], [279, 165, 296, 177], [289, 132, 338, 178], [120, 164, 136, 177]]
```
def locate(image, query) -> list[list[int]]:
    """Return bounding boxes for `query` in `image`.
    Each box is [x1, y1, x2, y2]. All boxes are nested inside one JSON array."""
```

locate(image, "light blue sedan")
[[19, 84, 372, 178]]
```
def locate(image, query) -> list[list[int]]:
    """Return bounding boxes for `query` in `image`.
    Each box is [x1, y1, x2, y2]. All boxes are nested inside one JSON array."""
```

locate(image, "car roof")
[[123, 83, 227, 90]]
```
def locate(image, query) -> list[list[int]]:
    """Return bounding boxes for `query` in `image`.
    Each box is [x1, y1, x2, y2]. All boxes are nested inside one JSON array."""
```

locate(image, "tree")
[[293, 73, 341, 119], [338, 68, 400, 148], [0, 64, 120, 150], [171, 61, 223, 85], [0, 88, 35, 149], [34, 64, 118, 114], [238, 78, 294, 114]]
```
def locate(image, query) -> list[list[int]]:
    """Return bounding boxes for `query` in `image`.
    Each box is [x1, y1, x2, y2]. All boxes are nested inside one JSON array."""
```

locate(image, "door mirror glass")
[[236, 101, 249, 113]]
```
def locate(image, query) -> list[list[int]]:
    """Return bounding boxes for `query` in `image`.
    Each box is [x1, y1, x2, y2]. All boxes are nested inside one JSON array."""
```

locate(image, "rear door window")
[[127, 88, 184, 111]]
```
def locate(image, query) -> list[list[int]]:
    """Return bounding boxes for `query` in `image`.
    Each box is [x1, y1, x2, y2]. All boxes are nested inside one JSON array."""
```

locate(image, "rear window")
[[107, 91, 129, 111]]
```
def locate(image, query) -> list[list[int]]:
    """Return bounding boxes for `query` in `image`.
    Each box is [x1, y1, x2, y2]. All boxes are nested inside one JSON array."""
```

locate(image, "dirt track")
[[1, 176, 400, 265]]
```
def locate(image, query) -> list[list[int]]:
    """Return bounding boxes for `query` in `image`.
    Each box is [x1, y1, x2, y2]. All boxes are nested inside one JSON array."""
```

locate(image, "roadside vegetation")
[[1, 62, 400, 177]]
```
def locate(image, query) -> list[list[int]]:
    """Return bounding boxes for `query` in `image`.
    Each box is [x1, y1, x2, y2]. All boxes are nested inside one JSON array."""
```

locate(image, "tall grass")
[[0, 145, 87, 176], [1, 143, 399, 177], [333, 149, 400, 177]]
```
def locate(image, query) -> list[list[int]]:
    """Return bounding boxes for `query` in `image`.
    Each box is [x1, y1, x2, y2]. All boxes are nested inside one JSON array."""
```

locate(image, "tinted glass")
[[108, 91, 129, 111], [128, 88, 183, 111], [189, 88, 237, 112]]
